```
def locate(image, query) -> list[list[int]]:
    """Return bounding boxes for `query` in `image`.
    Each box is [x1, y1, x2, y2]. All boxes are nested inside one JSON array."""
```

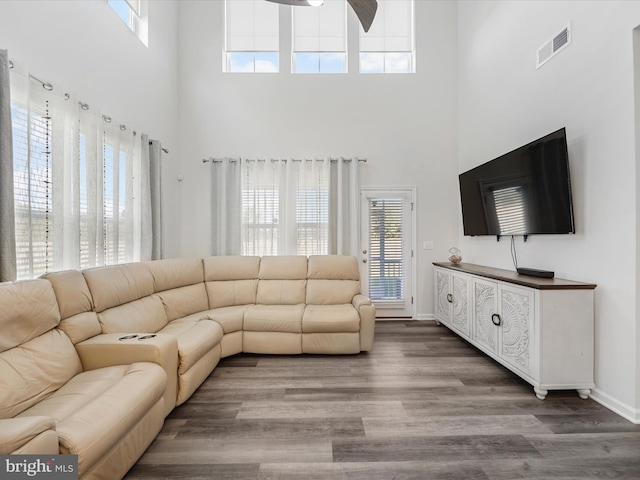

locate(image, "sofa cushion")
[[256, 256, 307, 305], [158, 320, 223, 374], [0, 416, 57, 455], [244, 305, 305, 333], [0, 329, 82, 419], [201, 306, 247, 334], [83, 263, 154, 313], [206, 279, 258, 309], [97, 296, 168, 334], [17, 362, 166, 476], [308, 255, 360, 280], [306, 255, 361, 304], [0, 279, 61, 353], [203, 255, 260, 281], [41, 270, 93, 319], [306, 279, 361, 305], [155, 284, 209, 321], [259, 255, 307, 280], [204, 256, 260, 309], [302, 304, 360, 333], [146, 257, 204, 292], [257, 279, 306, 305], [58, 312, 102, 345]]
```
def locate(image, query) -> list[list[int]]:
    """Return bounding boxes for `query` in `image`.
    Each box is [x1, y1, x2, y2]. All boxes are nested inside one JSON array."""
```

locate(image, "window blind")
[[360, 0, 413, 52], [240, 159, 329, 256], [293, 0, 346, 52], [226, 0, 279, 52], [368, 197, 404, 301]]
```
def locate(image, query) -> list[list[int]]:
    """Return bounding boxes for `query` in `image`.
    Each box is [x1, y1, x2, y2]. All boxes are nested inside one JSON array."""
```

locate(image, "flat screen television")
[[459, 128, 575, 237]]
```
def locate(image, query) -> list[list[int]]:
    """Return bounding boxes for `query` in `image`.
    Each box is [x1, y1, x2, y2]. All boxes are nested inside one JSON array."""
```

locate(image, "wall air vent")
[[536, 24, 571, 69]]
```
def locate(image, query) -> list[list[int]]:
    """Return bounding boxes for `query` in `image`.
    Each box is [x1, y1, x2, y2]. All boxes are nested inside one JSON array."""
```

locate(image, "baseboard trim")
[[415, 314, 436, 321], [590, 388, 640, 424]]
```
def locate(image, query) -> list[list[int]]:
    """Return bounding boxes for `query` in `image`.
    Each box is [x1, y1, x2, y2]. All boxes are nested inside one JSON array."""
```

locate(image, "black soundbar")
[[516, 267, 554, 279]]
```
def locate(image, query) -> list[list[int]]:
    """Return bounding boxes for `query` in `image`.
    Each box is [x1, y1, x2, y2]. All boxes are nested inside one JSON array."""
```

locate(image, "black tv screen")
[[459, 128, 575, 237]]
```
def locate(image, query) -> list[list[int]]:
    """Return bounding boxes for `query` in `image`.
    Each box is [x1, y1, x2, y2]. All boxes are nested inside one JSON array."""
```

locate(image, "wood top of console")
[[433, 262, 597, 290]]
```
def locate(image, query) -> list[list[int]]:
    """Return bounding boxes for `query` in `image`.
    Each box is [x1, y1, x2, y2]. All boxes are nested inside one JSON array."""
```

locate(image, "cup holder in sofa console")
[[138, 334, 157, 340], [119, 334, 139, 341]]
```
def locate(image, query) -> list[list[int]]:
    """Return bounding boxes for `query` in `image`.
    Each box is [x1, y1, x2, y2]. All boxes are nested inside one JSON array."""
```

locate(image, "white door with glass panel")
[[361, 188, 414, 318]]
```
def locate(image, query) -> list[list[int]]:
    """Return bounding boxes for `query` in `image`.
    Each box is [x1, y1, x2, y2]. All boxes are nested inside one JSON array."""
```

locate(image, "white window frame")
[[359, 0, 415, 74], [105, 0, 148, 46], [292, 0, 348, 74], [224, 0, 280, 73]]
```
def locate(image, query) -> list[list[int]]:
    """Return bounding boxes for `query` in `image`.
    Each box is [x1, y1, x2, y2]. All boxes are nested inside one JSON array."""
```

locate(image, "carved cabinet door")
[[435, 269, 452, 325], [498, 284, 534, 376], [451, 273, 470, 336], [472, 278, 499, 355]]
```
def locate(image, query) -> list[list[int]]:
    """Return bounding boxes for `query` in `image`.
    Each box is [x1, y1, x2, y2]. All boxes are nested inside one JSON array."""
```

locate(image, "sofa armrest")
[[352, 294, 376, 352], [352, 294, 372, 310], [0, 417, 58, 454], [75, 333, 179, 415]]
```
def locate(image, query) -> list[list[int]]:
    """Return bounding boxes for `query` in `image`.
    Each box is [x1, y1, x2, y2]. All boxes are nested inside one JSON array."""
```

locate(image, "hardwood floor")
[[125, 320, 640, 479]]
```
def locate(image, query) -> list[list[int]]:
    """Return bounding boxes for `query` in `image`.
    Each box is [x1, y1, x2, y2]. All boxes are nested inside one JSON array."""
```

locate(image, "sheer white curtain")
[[211, 156, 361, 257], [240, 158, 281, 256], [329, 157, 360, 256], [284, 158, 330, 255], [210, 157, 241, 255], [9, 64, 141, 279]]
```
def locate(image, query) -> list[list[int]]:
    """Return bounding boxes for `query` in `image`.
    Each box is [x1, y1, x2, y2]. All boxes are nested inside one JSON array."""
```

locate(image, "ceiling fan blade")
[[265, 0, 321, 6], [346, 0, 378, 33]]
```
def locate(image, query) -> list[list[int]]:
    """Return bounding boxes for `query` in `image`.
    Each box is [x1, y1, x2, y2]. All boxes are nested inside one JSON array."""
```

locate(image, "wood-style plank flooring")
[[125, 320, 640, 479]]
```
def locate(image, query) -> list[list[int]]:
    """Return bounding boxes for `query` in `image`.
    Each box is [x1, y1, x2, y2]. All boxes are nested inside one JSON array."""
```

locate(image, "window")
[[10, 73, 141, 280], [360, 0, 414, 73], [106, 0, 148, 46], [368, 198, 404, 300], [11, 96, 52, 278], [292, 0, 347, 74], [241, 159, 329, 256], [225, 0, 280, 73]]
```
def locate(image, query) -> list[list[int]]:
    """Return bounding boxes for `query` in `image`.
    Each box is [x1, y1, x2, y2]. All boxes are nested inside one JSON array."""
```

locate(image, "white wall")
[[176, 0, 459, 317], [458, 0, 640, 421], [0, 0, 181, 257]]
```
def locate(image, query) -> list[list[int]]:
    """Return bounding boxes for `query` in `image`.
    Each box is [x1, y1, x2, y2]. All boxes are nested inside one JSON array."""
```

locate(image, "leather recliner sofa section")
[[0, 279, 167, 479], [0, 254, 375, 479]]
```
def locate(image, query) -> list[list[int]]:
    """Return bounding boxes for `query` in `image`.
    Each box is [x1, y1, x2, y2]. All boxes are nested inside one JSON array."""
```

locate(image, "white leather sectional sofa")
[[0, 255, 375, 479]]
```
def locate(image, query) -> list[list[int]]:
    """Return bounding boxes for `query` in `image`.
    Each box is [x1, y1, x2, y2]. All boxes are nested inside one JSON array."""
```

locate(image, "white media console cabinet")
[[433, 262, 596, 400]]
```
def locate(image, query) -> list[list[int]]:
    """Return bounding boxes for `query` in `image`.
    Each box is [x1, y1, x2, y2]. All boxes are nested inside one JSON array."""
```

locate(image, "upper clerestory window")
[[292, 0, 347, 74], [225, 0, 280, 73], [222, 0, 414, 74], [106, 0, 148, 46], [360, 0, 414, 73]]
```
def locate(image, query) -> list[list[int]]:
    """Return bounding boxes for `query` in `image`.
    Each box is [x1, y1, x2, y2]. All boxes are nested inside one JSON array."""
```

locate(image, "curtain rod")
[[8, 56, 143, 137], [202, 157, 367, 164]]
